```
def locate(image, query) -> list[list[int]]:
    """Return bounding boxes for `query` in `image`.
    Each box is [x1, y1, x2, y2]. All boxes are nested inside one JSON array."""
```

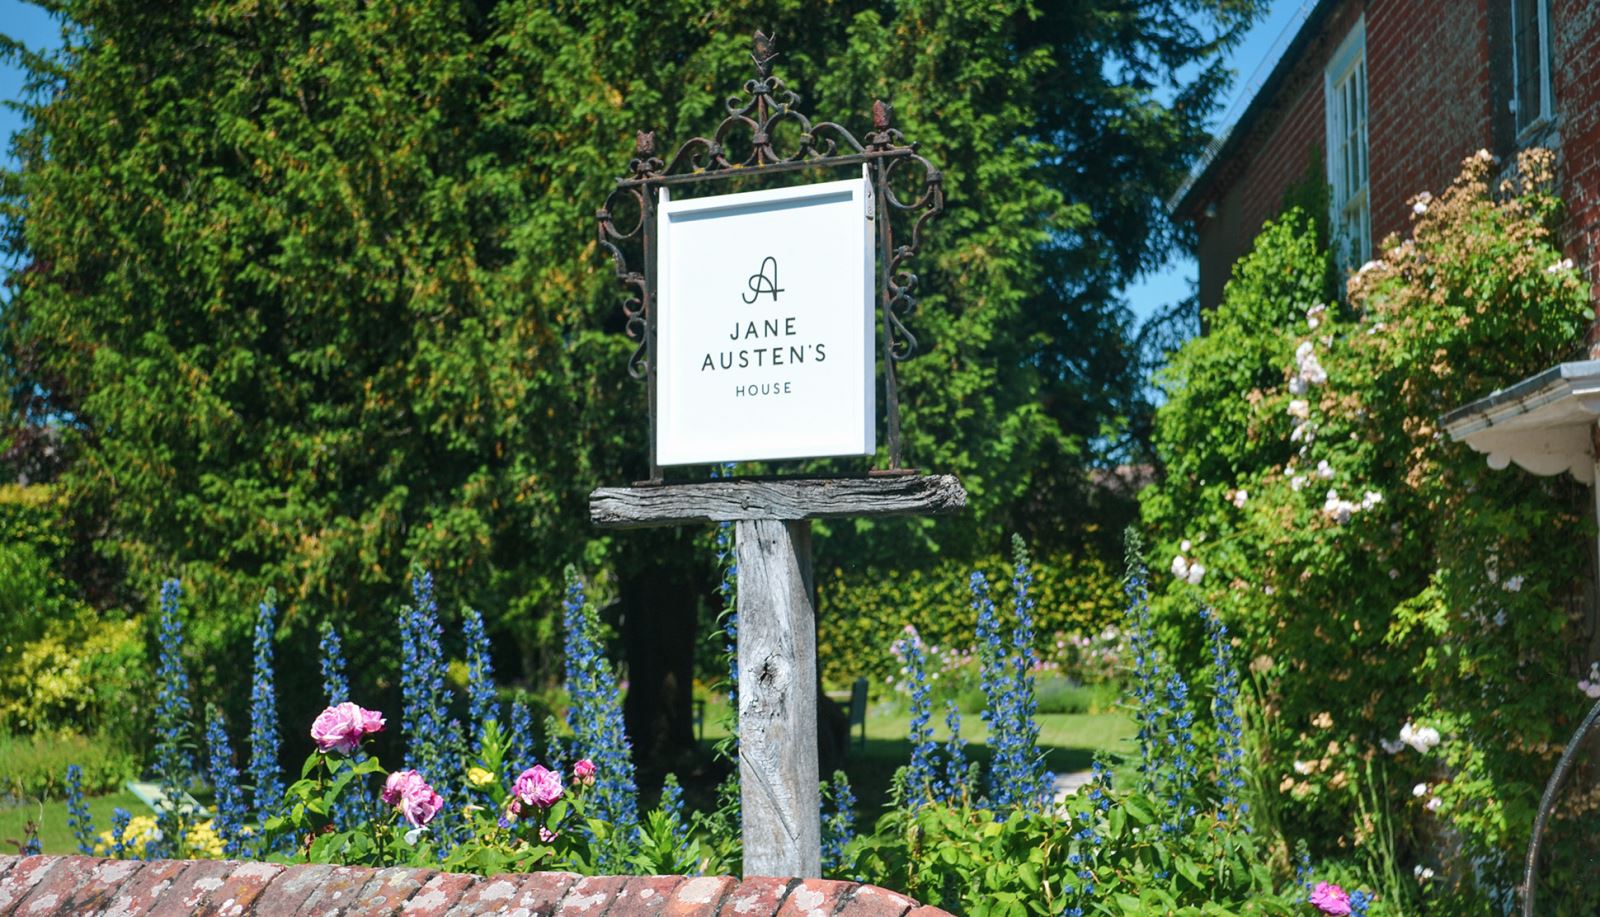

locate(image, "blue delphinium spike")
[[660, 773, 690, 848], [1006, 535, 1050, 808], [464, 607, 498, 744], [508, 700, 535, 777], [205, 706, 248, 857], [937, 700, 968, 804], [820, 770, 857, 875], [1123, 545, 1165, 796], [397, 570, 457, 849], [319, 621, 349, 705], [152, 579, 192, 856], [65, 763, 95, 854], [1156, 670, 1198, 834], [400, 570, 448, 780], [109, 807, 132, 859], [562, 568, 640, 869], [248, 598, 284, 849], [897, 626, 936, 807], [1203, 608, 1247, 826], [971, 570, 1010, 806]]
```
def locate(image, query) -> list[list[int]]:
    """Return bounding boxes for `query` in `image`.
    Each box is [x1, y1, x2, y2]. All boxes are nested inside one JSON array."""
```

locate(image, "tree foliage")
[[1, 0, 1260, 701]]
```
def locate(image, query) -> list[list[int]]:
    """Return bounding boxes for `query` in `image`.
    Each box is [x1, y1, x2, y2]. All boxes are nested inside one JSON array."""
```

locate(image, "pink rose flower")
[[539, 826, 559, 843], [1310, 882, 1352, 916], [573, 759, 596, 786], [513, 765, 564, 809], [382, 769, 443, 827], [310, 702, 386, 754]]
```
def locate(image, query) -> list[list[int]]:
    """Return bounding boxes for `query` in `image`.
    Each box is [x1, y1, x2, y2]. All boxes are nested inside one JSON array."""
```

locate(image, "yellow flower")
[[185, 819, 226, 859], [94, 815, 229, 860], [467, 766, 494, 788], [94, 814, 161, 857]]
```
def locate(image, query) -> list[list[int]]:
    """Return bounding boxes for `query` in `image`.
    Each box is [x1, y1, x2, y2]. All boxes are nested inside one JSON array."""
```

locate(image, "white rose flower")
[[1231, 489, 1249, 508], [1316, 460, 1335, 480], [1425, 796, 1442, 813], [1171, 555, 1190, 578], [1185, 562, 1206, 585], [1412, 782, 1428, 798]]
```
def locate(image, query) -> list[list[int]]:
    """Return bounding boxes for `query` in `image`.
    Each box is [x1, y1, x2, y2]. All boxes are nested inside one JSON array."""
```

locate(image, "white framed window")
[[1512, 0, 1554, 137], [1325, 20, 1370, 271]]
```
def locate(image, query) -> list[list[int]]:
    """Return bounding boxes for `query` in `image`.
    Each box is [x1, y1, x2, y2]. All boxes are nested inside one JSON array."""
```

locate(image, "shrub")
[[0, 484, 148, 743], [818, 549, 1123, 688], [0, 609, 147, 743], [1142, 148, 1597, 907], [0, 730, 136, 801]]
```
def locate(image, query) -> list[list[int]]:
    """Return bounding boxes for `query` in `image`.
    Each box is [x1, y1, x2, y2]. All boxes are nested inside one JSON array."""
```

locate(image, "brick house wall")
[[1178, 0, 1600, 322], [1364, 0, 1494, 245], [1555, 0, 1600, 309]]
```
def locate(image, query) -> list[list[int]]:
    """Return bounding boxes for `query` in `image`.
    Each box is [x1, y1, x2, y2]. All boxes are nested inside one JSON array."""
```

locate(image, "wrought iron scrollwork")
[[595, 30, 945, 472], [595, 180, 649, 379]]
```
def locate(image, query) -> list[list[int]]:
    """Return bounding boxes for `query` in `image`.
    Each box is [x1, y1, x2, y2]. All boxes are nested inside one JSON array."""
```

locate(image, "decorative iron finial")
[[872, 99, 891, 131], [752, 30, 777, 79], [629, 130, 663, 178]]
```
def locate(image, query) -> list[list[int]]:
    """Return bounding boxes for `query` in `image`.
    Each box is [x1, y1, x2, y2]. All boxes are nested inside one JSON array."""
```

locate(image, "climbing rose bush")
[[1143, 148, 1598, 909]]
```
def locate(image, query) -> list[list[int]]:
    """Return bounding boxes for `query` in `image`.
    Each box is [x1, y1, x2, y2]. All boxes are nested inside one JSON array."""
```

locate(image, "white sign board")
[[656, 175, 875, 465]]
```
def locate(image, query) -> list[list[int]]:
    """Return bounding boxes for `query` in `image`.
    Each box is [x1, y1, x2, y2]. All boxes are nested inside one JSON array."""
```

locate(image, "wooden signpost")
[[590, 31, 965, 877]]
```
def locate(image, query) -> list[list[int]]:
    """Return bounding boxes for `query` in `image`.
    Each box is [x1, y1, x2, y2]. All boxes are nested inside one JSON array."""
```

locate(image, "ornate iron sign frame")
[[595, 30, 944, 482]]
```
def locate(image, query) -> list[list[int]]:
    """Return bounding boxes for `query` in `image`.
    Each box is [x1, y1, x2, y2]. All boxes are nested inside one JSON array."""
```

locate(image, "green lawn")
[[0, 789, 147, 856]]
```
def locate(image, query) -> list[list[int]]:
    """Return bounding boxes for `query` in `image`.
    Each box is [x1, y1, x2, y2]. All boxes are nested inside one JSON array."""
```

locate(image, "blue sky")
[[0, 0, 1313, 322]]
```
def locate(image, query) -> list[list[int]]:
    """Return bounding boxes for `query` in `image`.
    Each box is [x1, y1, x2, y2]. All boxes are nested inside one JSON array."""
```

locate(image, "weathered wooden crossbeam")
[[589, 474, 967, 878], [589, 474, 966, 529]]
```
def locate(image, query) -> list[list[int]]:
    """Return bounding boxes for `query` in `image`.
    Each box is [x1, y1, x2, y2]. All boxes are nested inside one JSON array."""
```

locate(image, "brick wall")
[[1554, 0, 1600, 323], [0, 855, 952, 917], [1190, 0, 1600, 317], [1365, 0, 1493, 243]]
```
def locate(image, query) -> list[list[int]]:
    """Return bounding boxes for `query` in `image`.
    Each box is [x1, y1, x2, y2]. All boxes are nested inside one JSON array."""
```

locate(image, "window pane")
[[1514, 0, 1545, 131]]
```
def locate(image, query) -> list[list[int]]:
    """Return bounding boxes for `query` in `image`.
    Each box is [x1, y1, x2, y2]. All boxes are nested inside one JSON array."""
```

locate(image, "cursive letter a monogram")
[[743, 256, 784, 304]]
